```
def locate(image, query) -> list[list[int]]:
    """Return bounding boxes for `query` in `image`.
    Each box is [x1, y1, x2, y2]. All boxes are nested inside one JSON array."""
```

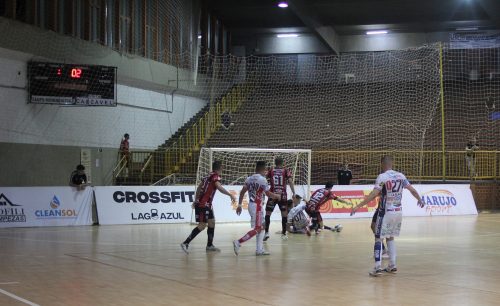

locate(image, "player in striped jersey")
[[351, 156, 425, 276], [264, 157, 296, 241], [180, 161, 236, 254], [286, 194, 312, 236], [305, 182, 350, 234], [233, 161, 281, 256]]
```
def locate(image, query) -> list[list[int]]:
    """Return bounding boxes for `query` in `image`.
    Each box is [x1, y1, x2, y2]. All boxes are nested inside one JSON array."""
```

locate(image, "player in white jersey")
[[233, 161, 281, 256], [351, 156, 425, 276], [286, 195, 312, 236]]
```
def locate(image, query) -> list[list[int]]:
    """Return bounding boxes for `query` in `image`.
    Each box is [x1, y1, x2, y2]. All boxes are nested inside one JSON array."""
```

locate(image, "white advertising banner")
[[0, 187, 93, 228], [94, 186, 194, 225], [315, 184, 478, 219]]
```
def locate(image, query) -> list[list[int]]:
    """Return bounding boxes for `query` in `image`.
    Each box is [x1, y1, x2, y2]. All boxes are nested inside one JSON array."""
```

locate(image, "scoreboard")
[[28, 62, 117, 106]]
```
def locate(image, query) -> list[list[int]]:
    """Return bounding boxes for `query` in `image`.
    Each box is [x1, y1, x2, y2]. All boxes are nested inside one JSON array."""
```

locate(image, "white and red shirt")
[[245, 173, 270, 206], [374, 170, 410, 212], [306, 188, 339, 212], [197, 172, 221, 208], [266, 167, 292, 200]]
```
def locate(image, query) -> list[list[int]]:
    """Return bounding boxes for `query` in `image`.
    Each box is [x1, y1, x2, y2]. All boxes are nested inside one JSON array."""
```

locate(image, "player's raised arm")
[[351, 189, 381, 216], [237, 185, 248, 215], [215, 181, 236, 203], [405, 184, 425, 208]]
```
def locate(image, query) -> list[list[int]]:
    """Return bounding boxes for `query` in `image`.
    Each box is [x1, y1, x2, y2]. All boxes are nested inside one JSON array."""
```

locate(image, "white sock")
[[387, 240, 396, 267], [256, 231, 264, 253]]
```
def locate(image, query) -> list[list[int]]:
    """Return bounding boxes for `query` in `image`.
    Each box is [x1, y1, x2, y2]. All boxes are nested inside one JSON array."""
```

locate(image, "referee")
[[337, 163, 352, 185]]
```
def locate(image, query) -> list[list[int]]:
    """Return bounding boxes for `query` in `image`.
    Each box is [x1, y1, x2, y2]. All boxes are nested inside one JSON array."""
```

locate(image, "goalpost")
[[196, 147, 312, 197]]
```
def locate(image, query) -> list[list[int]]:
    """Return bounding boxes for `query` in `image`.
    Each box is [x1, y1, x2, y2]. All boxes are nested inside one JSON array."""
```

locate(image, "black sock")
[[207, 227, 214, 247], [281, 217, 287, 234], [382, 241, 387, 251], [265, 215, 271, 233], [184, 227, 202, 245], [323, 225, 333, 230]]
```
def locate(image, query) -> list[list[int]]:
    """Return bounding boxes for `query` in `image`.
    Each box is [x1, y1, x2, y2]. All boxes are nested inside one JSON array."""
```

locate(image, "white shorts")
[[375, 212, 402, 238], [248, 202, 264, 229]]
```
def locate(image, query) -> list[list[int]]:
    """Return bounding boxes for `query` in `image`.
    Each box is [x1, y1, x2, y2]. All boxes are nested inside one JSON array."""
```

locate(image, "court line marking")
[[0, 288, 39, 306], [66, 253, 275, 306], [0, 282, 19, 285]]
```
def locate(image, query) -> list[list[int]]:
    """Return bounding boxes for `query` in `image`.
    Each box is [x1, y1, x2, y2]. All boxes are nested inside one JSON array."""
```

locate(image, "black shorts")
[[195, 206, 214, 223], [265, 199, 288, 213]]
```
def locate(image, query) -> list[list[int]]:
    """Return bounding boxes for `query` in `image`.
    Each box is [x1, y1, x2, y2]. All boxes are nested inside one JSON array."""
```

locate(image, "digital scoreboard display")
[[28, 62, 117, 106]]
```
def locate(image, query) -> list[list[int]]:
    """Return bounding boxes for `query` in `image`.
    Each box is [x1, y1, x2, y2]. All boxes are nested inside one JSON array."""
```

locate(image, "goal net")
[[196, 147, 312, 199]]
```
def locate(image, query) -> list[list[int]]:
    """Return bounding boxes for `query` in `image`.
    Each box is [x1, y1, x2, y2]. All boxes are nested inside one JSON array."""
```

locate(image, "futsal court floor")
[[1, 214, 499, 306]]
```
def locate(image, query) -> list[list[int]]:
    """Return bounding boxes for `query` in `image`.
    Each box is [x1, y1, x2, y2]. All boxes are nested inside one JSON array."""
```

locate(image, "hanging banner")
[[0, 187, 93, 228]]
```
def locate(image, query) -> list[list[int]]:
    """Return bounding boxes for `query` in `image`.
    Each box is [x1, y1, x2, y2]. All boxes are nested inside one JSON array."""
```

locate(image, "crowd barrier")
[[0, 184, 477, 227]]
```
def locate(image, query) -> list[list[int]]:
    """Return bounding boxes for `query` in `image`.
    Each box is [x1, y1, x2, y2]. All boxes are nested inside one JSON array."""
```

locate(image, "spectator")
[[69, 164, 87, 190], [221, 112, 234, 130], [120, 133, 130, 175], [465, 138, 479, 178], [337, 163, 353, 185]]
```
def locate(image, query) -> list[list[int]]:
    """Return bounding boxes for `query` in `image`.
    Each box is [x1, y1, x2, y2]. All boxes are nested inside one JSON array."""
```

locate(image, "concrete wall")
[[0, 21, 209, 186]]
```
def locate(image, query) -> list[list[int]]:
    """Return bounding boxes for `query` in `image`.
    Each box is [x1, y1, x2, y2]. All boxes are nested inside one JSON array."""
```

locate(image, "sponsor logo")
[[318, 190, 378, 214], [35, 196, 78, 219], [0, 194, 26, 222], [131, 209, 184, 220], [113, 191, 195, 204], [421, 190, 457, 214]]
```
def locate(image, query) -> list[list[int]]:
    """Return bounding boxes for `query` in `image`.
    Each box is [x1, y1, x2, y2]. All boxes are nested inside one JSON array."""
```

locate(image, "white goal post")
[[196, 147, 312, 199]]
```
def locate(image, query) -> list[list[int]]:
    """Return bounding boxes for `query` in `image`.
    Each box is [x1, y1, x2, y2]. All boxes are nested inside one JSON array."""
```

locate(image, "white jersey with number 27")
[[374, 170, 410, 211]]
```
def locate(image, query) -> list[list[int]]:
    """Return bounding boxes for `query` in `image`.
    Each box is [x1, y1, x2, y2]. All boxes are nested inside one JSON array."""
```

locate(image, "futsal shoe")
[[281, 234, 288, 241], [206, 245, 221, 252], [369, 268, 384, 277], [333, 224, 343, 232], [384, 265, 398, 274], [263, 232, 270, 241], [233, 240, 240, 256], [256, 250, 270, 256], [180, 243, 189, 254]]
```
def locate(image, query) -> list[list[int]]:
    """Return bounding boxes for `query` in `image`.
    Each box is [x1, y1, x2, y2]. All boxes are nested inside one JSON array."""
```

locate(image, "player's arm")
[[287, 177, 296, 196], [236, 185, 248, 215], [405, 184, 425, 208], [334, 195, 350, 205], [194, 181, 203, 202], [215, 181, 237, 203], [350, 189, 380, 216]]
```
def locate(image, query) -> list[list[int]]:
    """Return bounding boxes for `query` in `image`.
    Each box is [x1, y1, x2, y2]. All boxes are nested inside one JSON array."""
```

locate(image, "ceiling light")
[[277, 33, 298, 38], [366, 30, 388, 35], [197, 35, 202, 39], [278, 2, 288, 8], [456, 27, 478, 31]]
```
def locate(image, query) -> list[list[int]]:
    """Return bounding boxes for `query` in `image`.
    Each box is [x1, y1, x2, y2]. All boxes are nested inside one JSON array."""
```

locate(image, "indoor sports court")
[[0, 0, 499, 305]]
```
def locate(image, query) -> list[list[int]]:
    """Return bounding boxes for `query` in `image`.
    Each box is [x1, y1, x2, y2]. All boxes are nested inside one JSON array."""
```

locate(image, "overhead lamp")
[[366, 30, 388, 35], [197, 35, 202, 39], [456, 27, 478, 31], [277, 33, 299, 38], [278, 2, 288, 8]]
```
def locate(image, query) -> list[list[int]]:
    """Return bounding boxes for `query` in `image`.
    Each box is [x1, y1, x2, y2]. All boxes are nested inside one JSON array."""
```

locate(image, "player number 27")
[[387, 180, 402, 192]]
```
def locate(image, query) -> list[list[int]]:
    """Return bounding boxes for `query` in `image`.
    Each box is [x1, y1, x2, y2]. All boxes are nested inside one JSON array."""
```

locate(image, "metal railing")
[[312, 150, 500, 181], [113, 85, 250, 185]]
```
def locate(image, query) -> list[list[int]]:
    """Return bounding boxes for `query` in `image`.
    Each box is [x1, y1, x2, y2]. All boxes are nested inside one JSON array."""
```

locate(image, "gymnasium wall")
[[0, 47, 207, 186]]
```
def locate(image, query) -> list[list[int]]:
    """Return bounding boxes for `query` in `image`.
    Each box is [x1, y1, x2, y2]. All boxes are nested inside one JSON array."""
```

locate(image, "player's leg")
[[264, 199, 275, 241], [206, 208, 220, 252], [181, 207, 208, 254], [369, 213, 385, 276], [233, 202, 259, 255], [255, 205, 268, 255], [371, 210, 388, 257], [384, 213, 402, 273], [279, 200, 288, 239]]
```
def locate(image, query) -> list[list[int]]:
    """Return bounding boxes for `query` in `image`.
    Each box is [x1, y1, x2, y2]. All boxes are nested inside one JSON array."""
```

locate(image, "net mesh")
[[196, 148, 311, 197]]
